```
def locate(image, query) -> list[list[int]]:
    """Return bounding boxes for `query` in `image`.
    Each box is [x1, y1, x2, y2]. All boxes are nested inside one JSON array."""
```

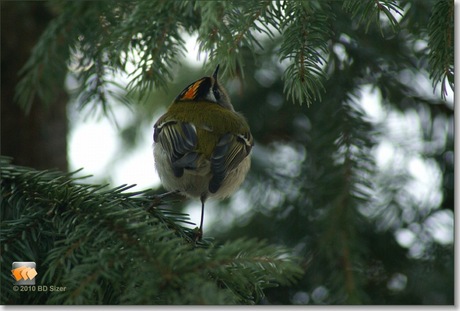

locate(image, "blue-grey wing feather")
[[154, 121, 199, 177], [209, 132, 253, 193]]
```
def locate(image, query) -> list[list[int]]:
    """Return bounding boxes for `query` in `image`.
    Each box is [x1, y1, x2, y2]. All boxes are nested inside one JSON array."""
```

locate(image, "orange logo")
[[11, 262, 37, 285]]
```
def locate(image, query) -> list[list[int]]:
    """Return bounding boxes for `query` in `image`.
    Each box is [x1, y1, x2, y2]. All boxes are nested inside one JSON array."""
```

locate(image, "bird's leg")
[[195, 194, 207, 241], [199, 194, 206, 232]]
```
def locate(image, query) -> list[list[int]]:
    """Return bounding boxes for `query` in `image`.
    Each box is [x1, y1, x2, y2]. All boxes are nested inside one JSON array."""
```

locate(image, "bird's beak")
[[212, 64, 220, 81]]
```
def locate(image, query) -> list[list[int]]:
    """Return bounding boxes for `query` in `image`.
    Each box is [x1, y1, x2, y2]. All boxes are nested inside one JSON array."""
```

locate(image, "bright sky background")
[[67, 33, 454, 246]]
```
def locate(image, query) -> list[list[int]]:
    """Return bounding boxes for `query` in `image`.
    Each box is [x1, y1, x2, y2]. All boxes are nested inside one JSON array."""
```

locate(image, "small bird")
[[153, 65, 253, 239]]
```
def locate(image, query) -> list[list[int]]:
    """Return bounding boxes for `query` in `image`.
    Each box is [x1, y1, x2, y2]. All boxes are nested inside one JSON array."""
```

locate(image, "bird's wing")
[[154, 119, 199, 177], [209, 131, 253, 194]]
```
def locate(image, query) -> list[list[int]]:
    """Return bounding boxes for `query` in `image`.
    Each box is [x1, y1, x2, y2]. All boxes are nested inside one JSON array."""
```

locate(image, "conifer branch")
[[342, 0, 403, 34], [279, 2, 332, 106], [14, 0, 418, 113], [428, 0, 454, 99], [0, 156, 303, 304]]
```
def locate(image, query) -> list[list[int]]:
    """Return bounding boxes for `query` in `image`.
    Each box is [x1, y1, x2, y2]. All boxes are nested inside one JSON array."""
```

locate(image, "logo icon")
[[11, 262, 38, 285]]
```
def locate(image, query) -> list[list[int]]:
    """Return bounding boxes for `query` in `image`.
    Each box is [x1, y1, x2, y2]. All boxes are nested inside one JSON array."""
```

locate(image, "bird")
[[153, 65, 253, 239]]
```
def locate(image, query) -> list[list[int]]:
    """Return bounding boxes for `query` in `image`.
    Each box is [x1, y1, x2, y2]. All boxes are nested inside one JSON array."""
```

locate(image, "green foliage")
[[342, 0, 403, 34], [427, 0, 454, 99], [0, 156, 303, 304], [15, 0, 453, 111], [202, 0, 453, 304], [14, 1, 72, 112], [279, 1, 332, 105], [195, 0, 280, 78], [7, 0, 454, 306]]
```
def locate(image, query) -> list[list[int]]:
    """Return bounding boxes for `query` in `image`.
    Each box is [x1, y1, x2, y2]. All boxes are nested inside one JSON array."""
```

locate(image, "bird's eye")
[[213, 87, 221, 101]]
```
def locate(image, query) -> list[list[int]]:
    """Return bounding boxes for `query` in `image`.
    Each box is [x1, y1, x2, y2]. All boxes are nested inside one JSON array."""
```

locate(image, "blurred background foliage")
[[1, 0, 454, 305]]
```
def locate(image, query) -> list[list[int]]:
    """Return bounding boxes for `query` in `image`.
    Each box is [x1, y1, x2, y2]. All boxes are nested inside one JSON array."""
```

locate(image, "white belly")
[[154, 144, 250, 200]]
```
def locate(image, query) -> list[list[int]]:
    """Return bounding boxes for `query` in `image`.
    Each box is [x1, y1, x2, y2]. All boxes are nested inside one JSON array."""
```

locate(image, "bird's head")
[[174, 65, 233, 111]]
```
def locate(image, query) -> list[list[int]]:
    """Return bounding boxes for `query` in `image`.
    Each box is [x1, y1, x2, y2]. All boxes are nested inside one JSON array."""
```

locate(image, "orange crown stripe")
[[181, 81, 201, 100]]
